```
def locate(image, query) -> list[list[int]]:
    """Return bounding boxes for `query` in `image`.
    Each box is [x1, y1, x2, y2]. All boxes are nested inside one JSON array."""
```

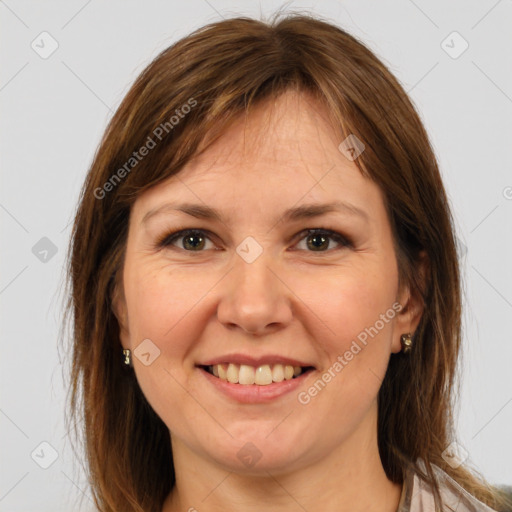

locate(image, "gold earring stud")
[[400, 333, 413, 354], [123, 349, 132, 366]]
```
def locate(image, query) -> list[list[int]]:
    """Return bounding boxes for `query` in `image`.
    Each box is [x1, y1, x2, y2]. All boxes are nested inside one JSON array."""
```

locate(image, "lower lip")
[[198, 367, 314, 404]]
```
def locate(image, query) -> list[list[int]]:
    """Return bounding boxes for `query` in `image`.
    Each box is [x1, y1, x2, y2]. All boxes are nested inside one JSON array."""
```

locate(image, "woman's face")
[[114, 90, 421, 474]]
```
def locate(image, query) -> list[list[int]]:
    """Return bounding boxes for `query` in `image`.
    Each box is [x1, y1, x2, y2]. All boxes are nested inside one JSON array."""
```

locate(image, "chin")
[[202, 425, 315, 475]]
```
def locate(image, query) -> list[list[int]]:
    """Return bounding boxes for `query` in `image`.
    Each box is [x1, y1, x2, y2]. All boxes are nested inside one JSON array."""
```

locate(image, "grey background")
[[1, 0, 511, 510]]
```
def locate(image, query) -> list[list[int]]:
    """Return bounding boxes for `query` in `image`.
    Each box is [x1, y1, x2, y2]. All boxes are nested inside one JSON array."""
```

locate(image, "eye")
[[157, 227, 351, 253], [157, 229, 215, 251], [293, 228, 352, 252]]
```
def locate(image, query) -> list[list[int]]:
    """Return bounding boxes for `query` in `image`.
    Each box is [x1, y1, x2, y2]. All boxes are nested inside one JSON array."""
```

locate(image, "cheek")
[[303, 264, 397, 344], [303, 266, 398, 399], [123, 262, 214, 352], [123, 263, 207, 431]]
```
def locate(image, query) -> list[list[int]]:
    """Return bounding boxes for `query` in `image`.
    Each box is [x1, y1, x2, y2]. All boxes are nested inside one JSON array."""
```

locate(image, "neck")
[[162, 407, 402, 512]]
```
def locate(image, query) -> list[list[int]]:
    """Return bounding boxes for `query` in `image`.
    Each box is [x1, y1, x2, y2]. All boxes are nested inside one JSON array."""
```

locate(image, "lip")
[[198, 365, 315, 404], [199, 353, 314, 368]]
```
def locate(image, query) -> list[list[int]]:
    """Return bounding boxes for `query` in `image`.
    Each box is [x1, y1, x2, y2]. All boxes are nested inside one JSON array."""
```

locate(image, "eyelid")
[[292, 228, 352, 250], [155, 228, 217, 249], [156, 226, 353, 253]]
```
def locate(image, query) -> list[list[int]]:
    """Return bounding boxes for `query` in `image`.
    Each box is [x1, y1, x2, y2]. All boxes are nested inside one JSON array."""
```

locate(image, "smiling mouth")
[[200, 363, 315, 386]]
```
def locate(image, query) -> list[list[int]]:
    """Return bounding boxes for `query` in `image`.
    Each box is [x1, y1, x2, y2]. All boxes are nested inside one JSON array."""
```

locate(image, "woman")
[[65, 12, 510, 512]]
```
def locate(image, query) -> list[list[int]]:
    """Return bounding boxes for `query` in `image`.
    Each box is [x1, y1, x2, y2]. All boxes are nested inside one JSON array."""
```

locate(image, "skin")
[[113, 89, 426, 512]]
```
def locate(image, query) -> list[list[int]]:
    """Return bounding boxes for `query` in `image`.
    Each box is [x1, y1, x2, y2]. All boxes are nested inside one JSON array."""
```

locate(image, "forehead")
[[195, 89, 343, 169], [132, 89, 385, 223]]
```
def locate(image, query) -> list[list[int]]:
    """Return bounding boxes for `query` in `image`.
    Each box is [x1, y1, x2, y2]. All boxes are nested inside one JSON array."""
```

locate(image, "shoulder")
[[398, 462, 499, 512]]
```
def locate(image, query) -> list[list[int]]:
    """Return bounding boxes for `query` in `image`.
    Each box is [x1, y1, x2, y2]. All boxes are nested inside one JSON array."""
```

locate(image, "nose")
[[216, 252, 293, 336]]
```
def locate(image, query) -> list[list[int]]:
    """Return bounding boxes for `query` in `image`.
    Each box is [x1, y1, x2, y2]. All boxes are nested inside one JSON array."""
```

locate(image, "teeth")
[[239, 364, 255, 385], [255, 364, 272, 385], [208, 363, 306, 385], [226, 363, 239, 384], [218, 363, 227, 380], [271, 364, 284, 382]]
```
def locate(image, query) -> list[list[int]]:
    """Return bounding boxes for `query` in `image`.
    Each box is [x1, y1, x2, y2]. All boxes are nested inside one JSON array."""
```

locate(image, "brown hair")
[[64, 11, 510, 512]]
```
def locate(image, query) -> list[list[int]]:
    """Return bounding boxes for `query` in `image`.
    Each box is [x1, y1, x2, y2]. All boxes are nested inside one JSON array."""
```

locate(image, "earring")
[[400, 333, 413, 354], [122, 349, 132, 366]]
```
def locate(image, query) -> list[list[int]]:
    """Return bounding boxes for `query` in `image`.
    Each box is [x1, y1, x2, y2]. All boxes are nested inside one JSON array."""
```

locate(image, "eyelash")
[[155, 227, 353, 253]]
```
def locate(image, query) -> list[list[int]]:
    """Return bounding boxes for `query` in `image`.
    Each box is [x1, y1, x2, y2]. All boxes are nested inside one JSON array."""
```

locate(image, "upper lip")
[[198, 353, 315, 368]]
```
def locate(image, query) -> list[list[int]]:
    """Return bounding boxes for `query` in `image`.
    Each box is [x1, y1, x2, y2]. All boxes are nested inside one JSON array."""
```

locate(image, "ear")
[[111, 273, 130, 350], [391, 250, 429, 354]]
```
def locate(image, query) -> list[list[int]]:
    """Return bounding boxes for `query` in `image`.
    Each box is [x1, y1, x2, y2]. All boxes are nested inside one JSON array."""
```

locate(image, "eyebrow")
[[141, 200, 370, 225]]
